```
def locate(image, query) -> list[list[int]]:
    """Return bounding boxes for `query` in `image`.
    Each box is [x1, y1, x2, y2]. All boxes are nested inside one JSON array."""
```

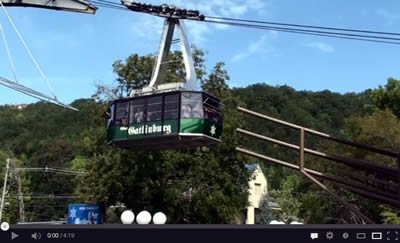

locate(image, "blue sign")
[[67, 204, 102, 224]]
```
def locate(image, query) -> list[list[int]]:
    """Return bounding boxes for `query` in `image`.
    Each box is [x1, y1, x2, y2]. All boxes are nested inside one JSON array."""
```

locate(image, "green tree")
[[371, 78, 400, 118], [80, 50, 250, 223]]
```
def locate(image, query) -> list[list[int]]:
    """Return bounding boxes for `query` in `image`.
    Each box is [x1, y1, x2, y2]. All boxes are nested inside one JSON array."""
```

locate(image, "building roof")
[[268, 201, 280, 208], [245, 163, 259, 170]]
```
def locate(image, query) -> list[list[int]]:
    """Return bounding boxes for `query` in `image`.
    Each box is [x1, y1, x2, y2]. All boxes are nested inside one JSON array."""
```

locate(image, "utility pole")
[[10, 160, 24, 223], [0, 158, 10, 222]]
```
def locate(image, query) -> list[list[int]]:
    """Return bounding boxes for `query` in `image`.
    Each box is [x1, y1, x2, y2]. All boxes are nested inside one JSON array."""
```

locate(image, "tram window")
[[115, 101, 129, 126], [147, 96, 162, 121], [164, 94, 179, 120], [130, 99, 145, 124], [203, 95, 221, 123], [181, 92, 203, 119]]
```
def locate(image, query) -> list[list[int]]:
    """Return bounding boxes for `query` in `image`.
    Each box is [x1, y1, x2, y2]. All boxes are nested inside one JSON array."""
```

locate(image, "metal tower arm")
[[149, 18, 197, 90], [130, 18, 198, 96], [1, 0, 97, 14]]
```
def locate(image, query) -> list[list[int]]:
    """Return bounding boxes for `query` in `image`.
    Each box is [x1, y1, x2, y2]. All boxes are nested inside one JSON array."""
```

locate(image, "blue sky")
[[0, 0, 399, 105]]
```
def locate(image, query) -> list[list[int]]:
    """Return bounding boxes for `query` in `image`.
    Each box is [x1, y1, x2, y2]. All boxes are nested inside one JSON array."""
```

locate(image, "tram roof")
[[111, 90, 221, 104]]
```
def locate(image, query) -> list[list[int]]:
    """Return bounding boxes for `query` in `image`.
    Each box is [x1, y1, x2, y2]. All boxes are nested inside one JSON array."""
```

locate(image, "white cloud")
[[305, 42, 335, 53], [376, 9, 400, 23], [131, 15, 163, 39], [232, 31, 277, 62], [186, 21, 211, 44], [221, 4, 248, 17]]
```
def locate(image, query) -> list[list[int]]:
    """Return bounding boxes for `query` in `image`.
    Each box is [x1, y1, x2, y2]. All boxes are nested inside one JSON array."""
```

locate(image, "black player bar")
[[0, 225, 399, 243]]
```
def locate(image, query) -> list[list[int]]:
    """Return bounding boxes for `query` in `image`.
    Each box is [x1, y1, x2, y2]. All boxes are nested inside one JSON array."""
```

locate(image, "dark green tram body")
[[106, 91, 222, 150]]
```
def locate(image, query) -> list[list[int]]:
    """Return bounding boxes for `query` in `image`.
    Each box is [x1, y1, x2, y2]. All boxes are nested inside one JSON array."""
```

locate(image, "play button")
[[11, 232, 19, 240]]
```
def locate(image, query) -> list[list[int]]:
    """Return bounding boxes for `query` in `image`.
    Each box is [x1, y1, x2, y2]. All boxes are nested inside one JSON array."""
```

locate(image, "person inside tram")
[[121, 110, 128, 126], [147, 111, 152, 121], [134, 108, 144, 123], [192, 102, 203, 118], [181, 104, 192, 118]]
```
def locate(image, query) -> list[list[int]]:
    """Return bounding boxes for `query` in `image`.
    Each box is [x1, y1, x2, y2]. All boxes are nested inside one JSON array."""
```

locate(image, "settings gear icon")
[[326, 231, 334, 240]]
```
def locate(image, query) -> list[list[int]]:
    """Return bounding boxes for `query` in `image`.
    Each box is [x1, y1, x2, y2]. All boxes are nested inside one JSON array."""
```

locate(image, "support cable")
[[203, 20, 400, 45], [0, 1, 58, 100], [205, 16, 400, 37], [0, 20, 17, 82], [87, 0, 128, 11], [87, 0, 400, 43], [0, 76, 78, 111]]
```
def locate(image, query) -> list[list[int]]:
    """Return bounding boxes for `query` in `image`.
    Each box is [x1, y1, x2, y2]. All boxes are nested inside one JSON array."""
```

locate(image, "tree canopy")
[[0, 48, 399, 224]]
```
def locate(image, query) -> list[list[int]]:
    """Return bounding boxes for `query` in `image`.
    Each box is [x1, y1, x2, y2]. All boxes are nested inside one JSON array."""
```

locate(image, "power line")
[[12, 167, 86, 175], [8, 195, 80, 199]]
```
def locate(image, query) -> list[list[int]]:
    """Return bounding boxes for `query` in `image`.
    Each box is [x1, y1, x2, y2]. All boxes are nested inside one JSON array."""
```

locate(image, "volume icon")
[[31, 232, 41, 240]]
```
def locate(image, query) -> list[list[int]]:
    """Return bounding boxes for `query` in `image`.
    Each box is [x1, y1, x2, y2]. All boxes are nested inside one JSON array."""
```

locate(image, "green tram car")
[[106, 91, 222, 150]]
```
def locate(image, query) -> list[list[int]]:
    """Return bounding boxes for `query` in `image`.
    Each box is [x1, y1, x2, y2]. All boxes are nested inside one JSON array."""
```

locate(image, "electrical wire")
[[8, 195, 80, 199], [12, 167, 86, 175]]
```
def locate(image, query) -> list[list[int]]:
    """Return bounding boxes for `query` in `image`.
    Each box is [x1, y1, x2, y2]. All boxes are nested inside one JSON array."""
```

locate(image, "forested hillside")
[[0, 48, 399, 224]]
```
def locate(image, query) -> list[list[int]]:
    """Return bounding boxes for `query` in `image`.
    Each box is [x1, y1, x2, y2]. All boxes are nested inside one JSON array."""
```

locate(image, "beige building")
[[245, 163, 268, 224]]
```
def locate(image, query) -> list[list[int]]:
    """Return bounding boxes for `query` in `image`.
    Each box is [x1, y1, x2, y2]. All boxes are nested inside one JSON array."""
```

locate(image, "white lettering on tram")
[[127, 124, 172, 136]]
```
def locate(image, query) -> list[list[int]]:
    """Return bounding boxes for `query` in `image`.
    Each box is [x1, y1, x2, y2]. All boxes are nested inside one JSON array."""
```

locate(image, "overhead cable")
[[0, 76, 79, 111], [203, 20, 400, 45], [87, 0, 129, 11], [0, 1, 58, 100], [12, 167, 86, 175], [205, 16, 400, 37], [203, 20, 400, 41], [0, 20, 17, 82], [88, 1, 400, 45]]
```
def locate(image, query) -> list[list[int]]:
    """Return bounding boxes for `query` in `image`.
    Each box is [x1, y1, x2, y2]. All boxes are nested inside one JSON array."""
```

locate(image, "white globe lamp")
[[120, 210, 135, 224], [136, 210, 152, 224], [269, 220, 285, 224], [152, 212, 167, 224]]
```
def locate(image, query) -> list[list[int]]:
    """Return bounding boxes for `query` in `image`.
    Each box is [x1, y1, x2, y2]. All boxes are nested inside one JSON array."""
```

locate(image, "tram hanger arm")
[[0, 0, 97, 14]]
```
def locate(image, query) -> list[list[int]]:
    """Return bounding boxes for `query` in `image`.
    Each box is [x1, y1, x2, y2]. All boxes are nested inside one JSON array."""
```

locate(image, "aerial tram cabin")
[[106, 9, 222, 150], [107, 91, 222, 149]]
